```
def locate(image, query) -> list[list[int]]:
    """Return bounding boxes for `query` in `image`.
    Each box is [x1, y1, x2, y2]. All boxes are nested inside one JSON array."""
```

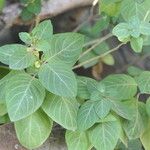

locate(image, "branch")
[[73, 43, 124, 69]]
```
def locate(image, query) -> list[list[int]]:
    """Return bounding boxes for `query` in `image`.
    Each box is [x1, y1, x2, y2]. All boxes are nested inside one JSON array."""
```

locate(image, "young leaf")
[[65, 131, 91, 150], [112, 23, 130, 42], [6, 73, 45, 121], [123, 102, 148, 139], [19, 32, 32, 45], [101, 54, 115, 66], [97, 74, 137, 100], [0, 44, 23, 65], [130, 37, 143, 53], [9, 46, 36, 70], [77, 101, 99, 131], [38, 61, 77, 97], [43, 33, 84, 66], [88, 114, 121, 150], [77, 76, 98, 99], [137, 71, 150, 94], [31, 20, 53, 41], [15, 109, 53, 149], [42, 92, 79, 131]]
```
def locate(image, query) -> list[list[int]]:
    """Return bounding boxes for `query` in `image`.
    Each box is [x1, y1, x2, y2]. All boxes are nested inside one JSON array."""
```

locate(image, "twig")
[[79, 33, 113, 59], [73, 43, 124, 69]]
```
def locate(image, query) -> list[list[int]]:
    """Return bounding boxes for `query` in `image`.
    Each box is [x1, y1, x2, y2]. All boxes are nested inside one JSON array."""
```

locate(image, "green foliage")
[[6, 72, 45, 121], [42, 92, 79, 130], [20, 0, 42, 21], [113, 16, 150, 52], [15, 109, 53, 149], [95, 74, 137, 100], [123, 102, 148, 139], [0, 0, 5, 12], [65, 131, 91, 150], [0, 1, 150, 147], [137, 71, 150, 94], [88, 114, 122, 150]]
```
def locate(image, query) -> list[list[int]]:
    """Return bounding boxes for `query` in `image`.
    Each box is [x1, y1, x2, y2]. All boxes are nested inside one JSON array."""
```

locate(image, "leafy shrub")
[[0, 0, 150, 150]]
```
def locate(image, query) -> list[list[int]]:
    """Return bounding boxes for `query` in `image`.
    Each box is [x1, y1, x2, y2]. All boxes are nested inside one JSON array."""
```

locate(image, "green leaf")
[[0, 0, 5, 12], [100, 0, 122, 16], [6, 73, 45, 121], [127, 66, 143, 77], [123, 102, 148, 139], [0, 66, 9, 80], [140, 121, 150, 150], [77, 76, 98, 99], [31, 20, 53, 41], [9, 46, 36, 70], [38, 61, 77, 97], [88, 114, 121, 150], [140, 22, 150, 35], [137, 71, 150, 94], [19, 32, 32, 45], [15, 109, 53, 149], [27, 0, 41, 14], [112, 23, 130, 42], [93, 41, 109, 55], [130, 37, 143, 53], [0, 44, 23, 65], [43, 33, 84, 66], [42, 92, 79, 131], [128, 16, 141, 38], [97, 74, 137, 100], [65, 131, 91, 150], [111, 99, 136, 120], [21, 8, 34, 21], [0, 103, 7, 116], [0, 70, 22, 104], [0, 114, 10, 124], [79, 51, 98, 68], [121, 0, 150, 22], [77, 101, 99, 131], [146, 97, 150, 116], [91, 15, 110, 34], [117, 139, 143, 150], [101, 54, 115, 66], [94, 99, 112, 119]]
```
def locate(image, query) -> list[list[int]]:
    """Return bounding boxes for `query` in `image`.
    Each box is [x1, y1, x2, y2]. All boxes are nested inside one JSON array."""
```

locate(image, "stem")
[[144, 10, 150, 21], [73, 43, 124, 69], [83, 33, 113, 47], [79, 33, 113, 59]]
